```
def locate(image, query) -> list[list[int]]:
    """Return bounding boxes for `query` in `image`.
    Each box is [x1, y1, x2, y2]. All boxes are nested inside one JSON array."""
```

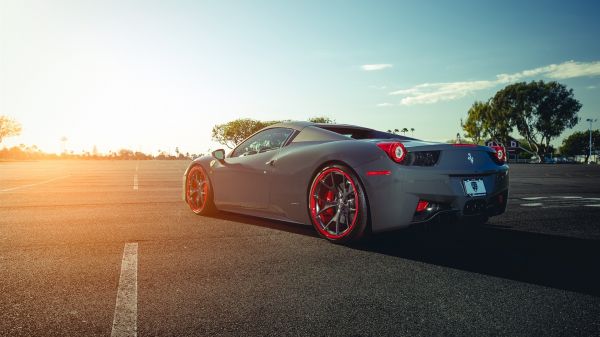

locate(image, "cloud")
[[376, 102, 394, 107], [496, 61, 600, 83], [390, 60, 600, 105], [389, 81, 496, 105], [545, 61, 600, 79], [362, 64, 393, 71]]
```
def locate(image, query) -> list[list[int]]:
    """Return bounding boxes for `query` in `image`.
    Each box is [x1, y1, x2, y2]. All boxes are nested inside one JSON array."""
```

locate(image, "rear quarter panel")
[[269, 140, 386, 225]]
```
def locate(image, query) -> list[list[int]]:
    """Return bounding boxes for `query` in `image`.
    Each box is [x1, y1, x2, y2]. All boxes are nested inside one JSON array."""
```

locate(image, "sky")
[[1, 0, 600, 155]]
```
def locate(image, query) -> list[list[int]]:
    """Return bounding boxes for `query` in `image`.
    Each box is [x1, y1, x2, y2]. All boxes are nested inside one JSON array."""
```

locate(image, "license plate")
[[463, 179, 486, 197]]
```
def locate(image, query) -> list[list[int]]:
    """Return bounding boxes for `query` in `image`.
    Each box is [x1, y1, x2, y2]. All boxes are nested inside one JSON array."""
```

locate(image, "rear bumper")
[[358, 162, 509, 233]]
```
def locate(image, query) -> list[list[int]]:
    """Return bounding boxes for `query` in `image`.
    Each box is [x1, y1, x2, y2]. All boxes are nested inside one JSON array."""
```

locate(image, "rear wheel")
[[185, 165, 216, 215], [308, 164, 368, 243]]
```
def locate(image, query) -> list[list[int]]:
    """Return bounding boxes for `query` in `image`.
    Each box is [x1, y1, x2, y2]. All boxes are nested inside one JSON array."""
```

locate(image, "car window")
[[231, 128, 294, 158], [317, 126, 415, 140]]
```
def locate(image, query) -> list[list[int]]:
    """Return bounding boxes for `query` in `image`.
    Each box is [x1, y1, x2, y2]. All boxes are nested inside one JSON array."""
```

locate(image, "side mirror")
[[211, 149, 225, 162]]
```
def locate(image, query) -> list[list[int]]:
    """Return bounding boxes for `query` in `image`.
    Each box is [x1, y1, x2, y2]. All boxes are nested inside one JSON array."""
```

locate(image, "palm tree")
[[60, 136, 68, 154], [401, 128, 409, 135], [410, 128, 415, 136]]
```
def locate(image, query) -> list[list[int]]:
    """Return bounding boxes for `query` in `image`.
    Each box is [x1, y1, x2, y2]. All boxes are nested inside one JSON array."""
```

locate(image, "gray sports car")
[[183, 121, 509, 243]]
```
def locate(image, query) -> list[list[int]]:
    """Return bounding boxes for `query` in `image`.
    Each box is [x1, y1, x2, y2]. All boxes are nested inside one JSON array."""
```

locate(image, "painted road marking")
[[111, 243, 138, 337], [133, 161, 139, 190], [519, 196, 600, 209], [0, 175, 70, 192]]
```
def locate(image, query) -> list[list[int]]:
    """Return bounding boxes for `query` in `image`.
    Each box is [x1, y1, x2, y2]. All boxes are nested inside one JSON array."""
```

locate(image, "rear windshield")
[[317, 126, 414, 140]]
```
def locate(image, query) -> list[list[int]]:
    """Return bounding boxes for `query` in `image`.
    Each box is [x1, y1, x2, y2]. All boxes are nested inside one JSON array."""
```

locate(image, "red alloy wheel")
[[186, 165, 210, 214], [309, 167, 360, 240]]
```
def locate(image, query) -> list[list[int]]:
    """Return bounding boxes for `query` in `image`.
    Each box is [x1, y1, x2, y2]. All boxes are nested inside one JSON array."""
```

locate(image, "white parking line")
[[518, 196, 600, 209], [0, 175, 70, 192], [133, 175, 138, 190], [521, 203, 543, 207], [111, 243, 138, 337]]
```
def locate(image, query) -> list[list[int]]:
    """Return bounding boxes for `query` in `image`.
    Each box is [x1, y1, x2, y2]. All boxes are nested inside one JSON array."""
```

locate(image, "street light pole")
[[586, 118, 597, 164]]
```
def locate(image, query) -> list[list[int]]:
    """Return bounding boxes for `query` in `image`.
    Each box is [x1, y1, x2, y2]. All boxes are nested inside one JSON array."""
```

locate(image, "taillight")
[[490, 146, 506, 164], [416, 200, 429, 212], [377, 142, 407, 163]]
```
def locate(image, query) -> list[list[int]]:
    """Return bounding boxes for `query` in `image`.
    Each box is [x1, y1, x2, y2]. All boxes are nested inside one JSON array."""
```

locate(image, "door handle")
[[266, 159, 276, 166]]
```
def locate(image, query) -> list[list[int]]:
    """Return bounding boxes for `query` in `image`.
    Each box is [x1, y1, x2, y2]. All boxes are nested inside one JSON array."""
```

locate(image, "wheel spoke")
[[316, 203, 337, 215], [320, 178, 335, 191], [343, 183, 354, 198], [343, 208, 350, 226], [323, 217, 336, 231]]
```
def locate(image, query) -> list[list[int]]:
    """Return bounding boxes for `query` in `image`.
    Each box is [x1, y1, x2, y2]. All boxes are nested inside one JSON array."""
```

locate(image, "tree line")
[[386, 128, 415, 136], [560, 130, 600, 163], [0, 145, 199, 160], [462, 80, 582, 161], [211, 116, 334, 149], [0, 116, 202, 160]]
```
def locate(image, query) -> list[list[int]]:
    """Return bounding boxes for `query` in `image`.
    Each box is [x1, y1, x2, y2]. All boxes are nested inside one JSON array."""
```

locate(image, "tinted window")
[[317, 126, 414, 140], [231, 128, 294, 158]]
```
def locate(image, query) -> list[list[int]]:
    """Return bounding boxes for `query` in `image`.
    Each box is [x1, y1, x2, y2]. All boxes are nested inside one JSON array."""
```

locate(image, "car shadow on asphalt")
[[206, 211, 318, 237], [355, 225, 600, 297], [209, 211, 600, 297]]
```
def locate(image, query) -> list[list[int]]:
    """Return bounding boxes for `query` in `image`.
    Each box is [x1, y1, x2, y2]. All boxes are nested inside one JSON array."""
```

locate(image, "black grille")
[[402, 151, 440, 166], [463, 199, 487, 215]]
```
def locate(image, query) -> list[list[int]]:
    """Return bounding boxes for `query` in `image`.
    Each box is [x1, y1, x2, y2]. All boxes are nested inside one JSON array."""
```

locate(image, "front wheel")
[[185, 165, 216, 215], [308, 164, 369, 243]]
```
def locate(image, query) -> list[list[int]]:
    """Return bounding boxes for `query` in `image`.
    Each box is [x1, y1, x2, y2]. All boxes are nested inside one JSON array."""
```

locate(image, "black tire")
[[308, 164, 369, 243], [185, 165, 216, 215]]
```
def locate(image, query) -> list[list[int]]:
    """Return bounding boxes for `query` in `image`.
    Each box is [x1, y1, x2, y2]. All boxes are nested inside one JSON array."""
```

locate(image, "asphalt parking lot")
[[1, 160, 599, 336]]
